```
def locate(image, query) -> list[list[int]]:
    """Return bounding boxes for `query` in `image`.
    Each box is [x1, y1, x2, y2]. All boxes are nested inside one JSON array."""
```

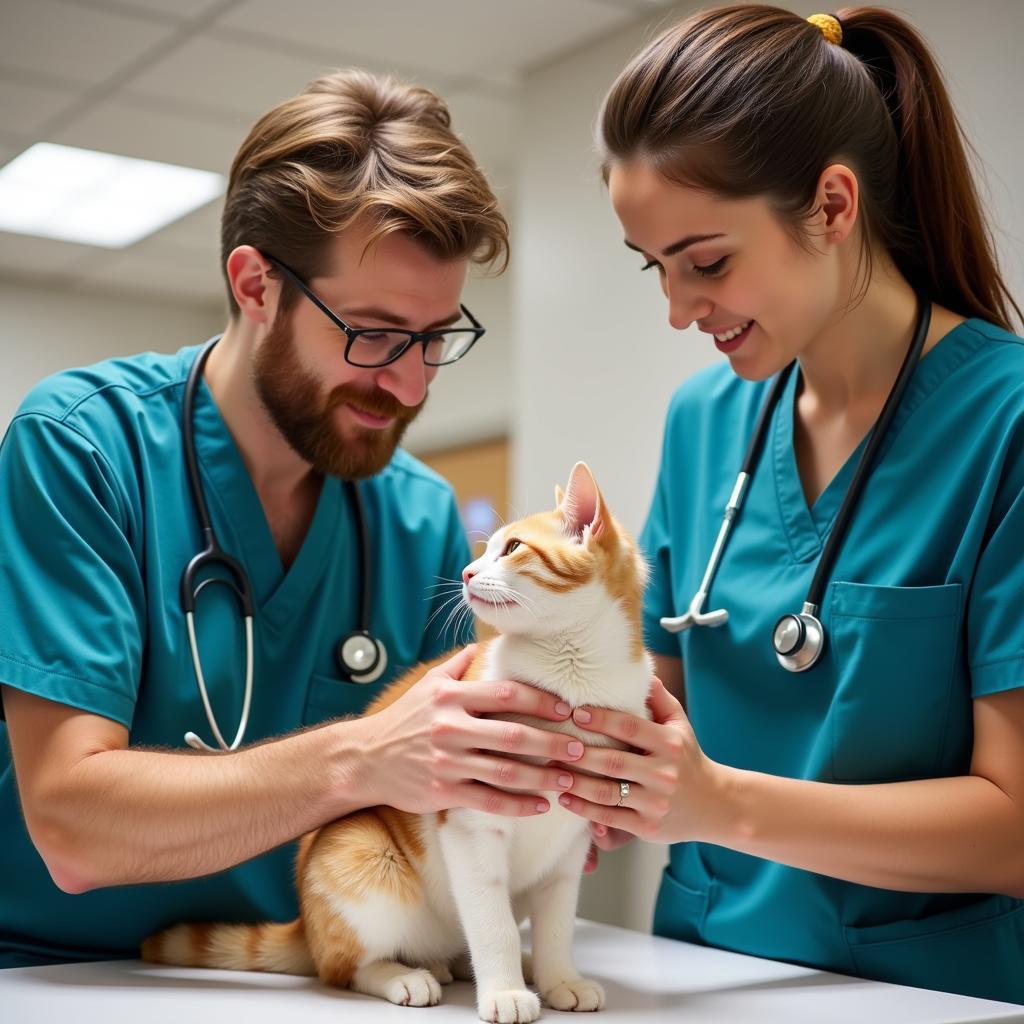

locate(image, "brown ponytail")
[[598, 4, 1021, 330]]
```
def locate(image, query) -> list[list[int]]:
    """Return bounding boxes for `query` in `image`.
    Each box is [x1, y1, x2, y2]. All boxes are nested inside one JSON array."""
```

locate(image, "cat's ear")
[[554, 484, 566, 508], [560, 462, 613, 545]]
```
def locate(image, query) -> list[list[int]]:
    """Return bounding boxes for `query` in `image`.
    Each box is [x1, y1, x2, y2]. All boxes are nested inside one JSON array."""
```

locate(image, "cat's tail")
[[141, 918, 315, 976]]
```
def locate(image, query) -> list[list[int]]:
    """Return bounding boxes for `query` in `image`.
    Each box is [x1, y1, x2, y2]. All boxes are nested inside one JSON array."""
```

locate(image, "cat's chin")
[[463, 595, 514, 631]]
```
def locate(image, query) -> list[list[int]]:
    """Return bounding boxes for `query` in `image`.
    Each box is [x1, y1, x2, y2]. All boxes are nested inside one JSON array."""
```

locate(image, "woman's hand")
[[352, 645, 585, 817], [556, 677, 727, 844], [582, 824, 635, 873]]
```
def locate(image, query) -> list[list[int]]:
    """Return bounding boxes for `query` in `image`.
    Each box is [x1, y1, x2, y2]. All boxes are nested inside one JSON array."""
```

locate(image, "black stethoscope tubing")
[[662, 295, 932, 673], [179, 336, 386, 751]]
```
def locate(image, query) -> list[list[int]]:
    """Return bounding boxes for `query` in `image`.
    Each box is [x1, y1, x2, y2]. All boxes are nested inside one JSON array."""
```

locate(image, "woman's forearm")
[[709, 767, 1024, 897], [36, 721, 368, 893]]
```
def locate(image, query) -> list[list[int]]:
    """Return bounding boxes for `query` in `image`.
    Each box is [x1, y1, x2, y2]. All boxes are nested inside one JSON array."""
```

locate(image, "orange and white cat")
[[142, 462, 652, 1023]]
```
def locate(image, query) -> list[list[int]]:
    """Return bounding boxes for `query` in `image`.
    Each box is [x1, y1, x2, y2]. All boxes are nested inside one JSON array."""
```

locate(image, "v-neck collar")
[[771, 318, 986, 564], [187, 358, 343, 630]]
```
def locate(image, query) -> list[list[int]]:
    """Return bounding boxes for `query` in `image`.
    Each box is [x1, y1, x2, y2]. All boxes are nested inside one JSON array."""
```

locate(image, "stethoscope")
[[661, 296, 931, 673], [180, 336, 388, 751]]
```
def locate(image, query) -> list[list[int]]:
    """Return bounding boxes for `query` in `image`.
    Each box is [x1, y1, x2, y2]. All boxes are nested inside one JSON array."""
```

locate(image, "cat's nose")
[[462, 567, 476, 584]]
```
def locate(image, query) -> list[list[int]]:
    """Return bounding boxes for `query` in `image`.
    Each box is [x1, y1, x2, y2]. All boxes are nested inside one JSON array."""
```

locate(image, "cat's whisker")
[[423, 582, 465, 596], [425, 592, 464, 633], [439, 593, 472, 646]]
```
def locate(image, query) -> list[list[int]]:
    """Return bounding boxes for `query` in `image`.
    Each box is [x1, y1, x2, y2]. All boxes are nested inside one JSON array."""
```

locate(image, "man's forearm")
[[709, 767, 1024, 897], [36, 720, 369, 893]]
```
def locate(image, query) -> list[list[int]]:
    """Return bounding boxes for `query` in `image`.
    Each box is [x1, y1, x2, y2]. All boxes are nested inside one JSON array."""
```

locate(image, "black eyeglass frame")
[[262, 252, 486, 368]]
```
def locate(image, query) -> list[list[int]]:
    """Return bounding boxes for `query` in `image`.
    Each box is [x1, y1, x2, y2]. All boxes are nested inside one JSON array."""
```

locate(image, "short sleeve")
[[418, 490, 475, 660], [639, 424, 682, 658], [0, 414, 144, 726], [967, 473, 1024, 698]]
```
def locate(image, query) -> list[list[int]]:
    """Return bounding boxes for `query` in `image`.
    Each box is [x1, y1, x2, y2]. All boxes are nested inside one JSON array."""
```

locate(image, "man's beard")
[[252, 314, 425, 480]]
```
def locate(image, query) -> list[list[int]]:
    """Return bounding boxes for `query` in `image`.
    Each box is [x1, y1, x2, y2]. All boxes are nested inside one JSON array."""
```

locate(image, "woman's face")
[[608, 159, 841, 380]]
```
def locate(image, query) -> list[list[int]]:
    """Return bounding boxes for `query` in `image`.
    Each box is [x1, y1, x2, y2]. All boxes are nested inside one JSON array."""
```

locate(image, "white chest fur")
[[442, 593, 653, 895]]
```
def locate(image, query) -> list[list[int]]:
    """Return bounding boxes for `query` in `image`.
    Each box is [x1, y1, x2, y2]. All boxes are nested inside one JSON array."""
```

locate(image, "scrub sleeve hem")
[[969, 656, 1024, 699], [0, 650, 133, 728]]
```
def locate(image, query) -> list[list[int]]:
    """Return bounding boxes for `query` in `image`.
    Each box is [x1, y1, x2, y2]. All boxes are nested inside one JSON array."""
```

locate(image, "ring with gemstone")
[[616, 781, 630, 806]]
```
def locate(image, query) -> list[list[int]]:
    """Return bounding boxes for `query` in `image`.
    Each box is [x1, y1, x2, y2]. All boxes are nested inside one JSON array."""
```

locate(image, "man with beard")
[[0, 71, 582, 968]]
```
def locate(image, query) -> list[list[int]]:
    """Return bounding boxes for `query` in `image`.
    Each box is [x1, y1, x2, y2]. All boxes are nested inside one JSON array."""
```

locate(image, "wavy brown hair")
[[598, 4, 1020, 330], [221, 70, 509, 317]]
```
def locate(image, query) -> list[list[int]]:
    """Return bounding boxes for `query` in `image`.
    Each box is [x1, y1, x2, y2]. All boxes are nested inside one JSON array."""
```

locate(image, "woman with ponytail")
[[555, 5, 1024, 1004]]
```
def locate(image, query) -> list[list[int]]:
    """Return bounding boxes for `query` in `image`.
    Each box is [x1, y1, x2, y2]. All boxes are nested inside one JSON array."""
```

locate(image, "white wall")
[[512, 0, 1024, 931], [0, 271, 513, 454], [0, 280, 224, 428], [403, 267, 514, 454]]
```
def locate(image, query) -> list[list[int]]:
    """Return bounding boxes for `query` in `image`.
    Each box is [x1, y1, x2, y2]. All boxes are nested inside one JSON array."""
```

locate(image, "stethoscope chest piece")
[[772, 605, 824, 672], [337, 630, 388, 684], [667, 294, 931, 675]]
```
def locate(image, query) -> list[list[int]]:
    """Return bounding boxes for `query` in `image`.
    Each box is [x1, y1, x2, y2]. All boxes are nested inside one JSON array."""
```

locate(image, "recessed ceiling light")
[[0, 143, 224, 248]]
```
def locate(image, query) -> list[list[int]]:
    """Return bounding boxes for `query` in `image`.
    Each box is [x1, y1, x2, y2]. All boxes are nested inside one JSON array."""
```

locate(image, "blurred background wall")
[[2, 0, 1022, 932]]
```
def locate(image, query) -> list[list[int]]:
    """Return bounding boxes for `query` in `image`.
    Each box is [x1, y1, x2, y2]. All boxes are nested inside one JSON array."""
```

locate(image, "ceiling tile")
[[0, 134, 30, 168], [155, 198, 224, 250], [67, 0, 229, 19], [53, 97, 245, 174], [0, 230, 100, 278], [71, 236, 226, 302], [124, 35, 356, 121], [0, 0, 175, 87], [0, 75, 81, 137], [217, 0, 632, 85]]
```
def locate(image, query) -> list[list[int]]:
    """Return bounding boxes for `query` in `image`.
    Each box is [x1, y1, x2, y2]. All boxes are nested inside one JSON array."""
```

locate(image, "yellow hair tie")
[[807, 13, 843, 46]]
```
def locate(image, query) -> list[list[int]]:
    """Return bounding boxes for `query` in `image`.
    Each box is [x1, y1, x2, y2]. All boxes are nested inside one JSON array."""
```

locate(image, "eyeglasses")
[[263, 252, 486, 368]]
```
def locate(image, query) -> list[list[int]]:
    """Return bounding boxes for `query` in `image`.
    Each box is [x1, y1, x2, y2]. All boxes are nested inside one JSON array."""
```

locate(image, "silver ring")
[[616, 781, 630, 807]]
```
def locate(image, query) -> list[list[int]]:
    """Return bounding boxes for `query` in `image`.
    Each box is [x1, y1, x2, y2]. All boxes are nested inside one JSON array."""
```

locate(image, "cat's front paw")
[[383, 968, 444, 1007], [478, 988, 542, 1023], [542, 977, 606, 1012]]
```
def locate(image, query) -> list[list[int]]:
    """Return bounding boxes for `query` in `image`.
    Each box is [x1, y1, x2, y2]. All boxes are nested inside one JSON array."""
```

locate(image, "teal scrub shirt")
[[641, 318, 1024, 1005], [0, 343, 473, 968]]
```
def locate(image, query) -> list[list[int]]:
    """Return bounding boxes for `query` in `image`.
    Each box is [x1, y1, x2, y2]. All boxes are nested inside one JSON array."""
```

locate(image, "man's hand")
[[351, 645, 586, 817]]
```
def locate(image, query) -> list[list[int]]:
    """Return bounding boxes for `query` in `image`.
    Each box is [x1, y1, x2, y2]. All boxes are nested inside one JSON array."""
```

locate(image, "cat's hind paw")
[[383, 968, 444, 1007], [542, 977, 606, 1012], [478, 988, 542, 1023]]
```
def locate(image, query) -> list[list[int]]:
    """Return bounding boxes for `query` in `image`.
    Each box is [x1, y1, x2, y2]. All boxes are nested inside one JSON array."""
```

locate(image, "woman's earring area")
[[772, 606, 825, 672]]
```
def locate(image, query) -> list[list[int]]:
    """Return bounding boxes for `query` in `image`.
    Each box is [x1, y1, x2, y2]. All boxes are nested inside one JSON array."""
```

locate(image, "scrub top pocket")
[[845, 893, 1024, 1004], [829, 582, 962, 783], [303, 672, 389, 724]]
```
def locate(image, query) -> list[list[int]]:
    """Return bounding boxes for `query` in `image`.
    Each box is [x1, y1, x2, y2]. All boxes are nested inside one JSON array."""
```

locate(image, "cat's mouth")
[[467, 592, 513, 609]]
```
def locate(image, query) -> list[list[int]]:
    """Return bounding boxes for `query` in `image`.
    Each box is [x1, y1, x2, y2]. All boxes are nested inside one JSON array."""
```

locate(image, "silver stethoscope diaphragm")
[[772, 605, 825, 673], [179, 336, 388, 751], [661, 297, 931, 672]]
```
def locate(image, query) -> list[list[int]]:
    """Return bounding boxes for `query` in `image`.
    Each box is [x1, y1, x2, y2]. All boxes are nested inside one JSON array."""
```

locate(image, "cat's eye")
[[501, 538, 521, 557]]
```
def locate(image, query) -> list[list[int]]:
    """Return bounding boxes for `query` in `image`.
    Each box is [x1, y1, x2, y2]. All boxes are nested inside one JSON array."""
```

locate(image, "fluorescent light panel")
[[0, 143, 224, 248]]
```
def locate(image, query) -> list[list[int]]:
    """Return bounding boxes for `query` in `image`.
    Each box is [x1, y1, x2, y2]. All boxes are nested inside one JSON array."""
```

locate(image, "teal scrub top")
[[641, 318, 1024, 1005], [0, 343, 473, 968]]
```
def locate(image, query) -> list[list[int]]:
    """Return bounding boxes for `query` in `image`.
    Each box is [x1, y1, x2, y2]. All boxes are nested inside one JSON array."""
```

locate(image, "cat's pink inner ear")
[[562, 462, 602, 539]]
